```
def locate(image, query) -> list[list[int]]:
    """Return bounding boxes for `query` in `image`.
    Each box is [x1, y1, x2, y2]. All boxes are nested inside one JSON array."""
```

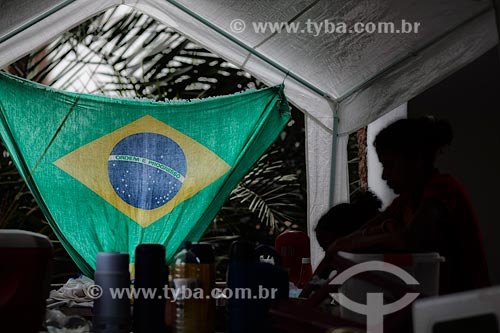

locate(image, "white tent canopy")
[[0, 0, 498, 267]]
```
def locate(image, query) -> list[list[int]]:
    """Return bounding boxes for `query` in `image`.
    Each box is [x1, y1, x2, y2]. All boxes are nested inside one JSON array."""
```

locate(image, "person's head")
[[315, 191, 381, 251], [374, 116, 453, 194]]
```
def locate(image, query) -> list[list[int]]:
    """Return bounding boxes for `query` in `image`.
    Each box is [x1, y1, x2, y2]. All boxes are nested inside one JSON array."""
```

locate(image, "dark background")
[[409, 47, 500, 284]]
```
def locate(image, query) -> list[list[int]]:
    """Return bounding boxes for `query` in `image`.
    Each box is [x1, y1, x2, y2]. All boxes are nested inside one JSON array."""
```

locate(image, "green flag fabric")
[[0, 72, 290, 276]]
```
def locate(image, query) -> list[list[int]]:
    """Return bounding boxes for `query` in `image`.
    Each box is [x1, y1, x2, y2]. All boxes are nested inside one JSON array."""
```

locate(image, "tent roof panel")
[[174, 0, 318, 47], [250, 0, 491, 99], [0, 0, 70, 42]]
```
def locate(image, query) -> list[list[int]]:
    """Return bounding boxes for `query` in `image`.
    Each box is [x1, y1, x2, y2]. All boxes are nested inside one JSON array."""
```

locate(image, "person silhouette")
[[315, 190, 381, 252], [317, 116, 489, 294], [299, 191, 381, 297]]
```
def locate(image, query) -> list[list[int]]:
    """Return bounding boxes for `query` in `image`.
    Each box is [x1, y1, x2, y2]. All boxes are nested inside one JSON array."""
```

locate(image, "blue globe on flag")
[[108, 132, 187, 210]]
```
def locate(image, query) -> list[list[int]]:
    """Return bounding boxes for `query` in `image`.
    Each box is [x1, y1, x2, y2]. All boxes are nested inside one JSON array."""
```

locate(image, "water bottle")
[[191, 242, 216, 333], [172, 241, 201, 333], [297, 257, 313, 289]]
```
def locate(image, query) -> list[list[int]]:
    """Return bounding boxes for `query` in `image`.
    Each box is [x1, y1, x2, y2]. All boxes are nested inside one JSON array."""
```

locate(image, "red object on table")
[[0, 230, 53, 333], [274, 231, 310, 286]]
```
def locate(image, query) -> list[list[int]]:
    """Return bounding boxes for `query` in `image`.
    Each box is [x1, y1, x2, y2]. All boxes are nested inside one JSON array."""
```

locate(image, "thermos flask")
[[93, 252, 131, 333]]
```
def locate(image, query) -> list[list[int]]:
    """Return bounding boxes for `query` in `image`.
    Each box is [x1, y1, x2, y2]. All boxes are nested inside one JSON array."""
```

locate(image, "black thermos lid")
[[191, 242, 215, 263], [229, 240, 255, 262]]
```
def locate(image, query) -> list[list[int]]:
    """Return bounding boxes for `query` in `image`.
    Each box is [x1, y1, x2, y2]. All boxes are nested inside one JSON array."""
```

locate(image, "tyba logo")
[[330, 261, 420, 333]]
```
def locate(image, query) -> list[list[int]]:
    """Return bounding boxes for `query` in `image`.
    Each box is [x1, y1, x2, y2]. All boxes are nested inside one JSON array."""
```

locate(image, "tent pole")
[[328, 114, 339, 207]]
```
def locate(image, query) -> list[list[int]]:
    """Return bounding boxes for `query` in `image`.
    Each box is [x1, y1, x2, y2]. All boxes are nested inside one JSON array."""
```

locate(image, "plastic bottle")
[[297, 257, 313, 289], [190, 242, 216, 333], [172, 241, 201, 333]]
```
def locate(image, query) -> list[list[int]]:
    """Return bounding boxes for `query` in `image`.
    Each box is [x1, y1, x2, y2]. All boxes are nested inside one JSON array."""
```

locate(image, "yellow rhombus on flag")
[[54, 115, 231, 227]]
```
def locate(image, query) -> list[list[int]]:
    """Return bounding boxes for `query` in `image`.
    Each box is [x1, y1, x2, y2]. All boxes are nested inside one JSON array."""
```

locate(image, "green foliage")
[[215, 113, 306, 234]]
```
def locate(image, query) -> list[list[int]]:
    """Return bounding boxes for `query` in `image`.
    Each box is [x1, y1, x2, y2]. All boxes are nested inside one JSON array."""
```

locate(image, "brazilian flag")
[[0, 72, 290, 276]]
